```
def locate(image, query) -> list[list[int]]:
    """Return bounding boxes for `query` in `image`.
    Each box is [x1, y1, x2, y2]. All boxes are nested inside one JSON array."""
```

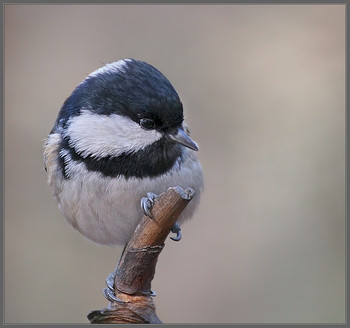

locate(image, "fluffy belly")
[[55, 164, 202, 246]]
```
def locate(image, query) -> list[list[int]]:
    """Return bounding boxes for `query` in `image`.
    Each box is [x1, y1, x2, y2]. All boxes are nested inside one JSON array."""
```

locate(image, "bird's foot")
[[170, 222, 182, 241], [103, 271, 156, 300], [141, 192, 158, 219], [103, 252, 157, 302], [141, 192, 182, 242], [102, 271, 124, 303]]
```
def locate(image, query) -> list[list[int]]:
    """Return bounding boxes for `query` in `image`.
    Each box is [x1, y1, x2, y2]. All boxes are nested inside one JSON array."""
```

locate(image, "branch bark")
[[87, 186, 196, 324]]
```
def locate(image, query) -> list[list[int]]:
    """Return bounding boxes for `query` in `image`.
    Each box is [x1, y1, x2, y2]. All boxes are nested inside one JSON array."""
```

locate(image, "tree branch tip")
[[170, 186, 196, 200]]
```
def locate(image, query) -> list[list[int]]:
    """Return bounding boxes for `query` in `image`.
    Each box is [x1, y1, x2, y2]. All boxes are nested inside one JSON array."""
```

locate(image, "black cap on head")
[[56, 59, 184, 132]]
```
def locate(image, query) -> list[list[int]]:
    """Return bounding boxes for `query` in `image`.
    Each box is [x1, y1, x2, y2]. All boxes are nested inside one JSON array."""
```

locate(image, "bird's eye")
[[140, 118, 155, 130]]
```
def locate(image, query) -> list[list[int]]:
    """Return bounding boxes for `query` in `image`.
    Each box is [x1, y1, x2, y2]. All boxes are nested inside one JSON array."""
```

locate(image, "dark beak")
[[168, 128, 199, 151]]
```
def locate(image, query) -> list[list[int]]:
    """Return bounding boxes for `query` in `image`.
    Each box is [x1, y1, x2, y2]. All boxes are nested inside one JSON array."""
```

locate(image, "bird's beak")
[[168, 128, 199, 151]]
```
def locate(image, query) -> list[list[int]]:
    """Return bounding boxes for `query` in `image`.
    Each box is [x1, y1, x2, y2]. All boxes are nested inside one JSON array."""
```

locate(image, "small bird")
[[44, 59, 203, 299]]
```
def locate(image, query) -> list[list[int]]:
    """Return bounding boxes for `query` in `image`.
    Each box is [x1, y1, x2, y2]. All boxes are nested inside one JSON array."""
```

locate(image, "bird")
[[43, 58, 203, 300]]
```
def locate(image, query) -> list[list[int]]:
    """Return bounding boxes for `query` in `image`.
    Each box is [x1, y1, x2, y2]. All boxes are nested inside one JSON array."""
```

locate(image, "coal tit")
[[44, 59, 203, 246]]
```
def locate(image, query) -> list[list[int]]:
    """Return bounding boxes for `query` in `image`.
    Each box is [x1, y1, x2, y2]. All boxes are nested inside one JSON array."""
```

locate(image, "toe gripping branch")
[[88, 186, 196, 324], [141, 192, 183, 242]]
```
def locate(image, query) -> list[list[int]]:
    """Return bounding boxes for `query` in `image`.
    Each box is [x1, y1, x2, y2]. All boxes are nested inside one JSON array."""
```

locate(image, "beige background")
[[4, 4, 345, 324]]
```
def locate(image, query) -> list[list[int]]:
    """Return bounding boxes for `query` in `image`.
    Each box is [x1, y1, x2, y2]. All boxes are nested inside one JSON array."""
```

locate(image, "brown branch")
[[87, 186, 196, 324]]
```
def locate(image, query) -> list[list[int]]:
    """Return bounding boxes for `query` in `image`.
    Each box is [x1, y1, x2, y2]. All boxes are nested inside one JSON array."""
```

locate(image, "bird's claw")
[[103, 271, 124, 303], [102, 245, 156, 303], [170, 222, 182, 241], [105, 272, 115, 291], [141, 192, 182, 241], [141, 192, 158, 219], [102, 287, 125, 303], [103, 270, 156, 301]]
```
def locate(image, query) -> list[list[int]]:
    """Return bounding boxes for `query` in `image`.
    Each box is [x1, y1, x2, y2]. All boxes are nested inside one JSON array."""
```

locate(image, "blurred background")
[[4, 4, 345, 324]]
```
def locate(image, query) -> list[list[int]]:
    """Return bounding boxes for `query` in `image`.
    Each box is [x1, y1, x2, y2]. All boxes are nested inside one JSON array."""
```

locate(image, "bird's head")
[[56, 59, 198, 160]]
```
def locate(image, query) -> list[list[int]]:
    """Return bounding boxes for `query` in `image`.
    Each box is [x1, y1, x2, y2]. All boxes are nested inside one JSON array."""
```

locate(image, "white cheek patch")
[[65, 110, 163, 158]]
